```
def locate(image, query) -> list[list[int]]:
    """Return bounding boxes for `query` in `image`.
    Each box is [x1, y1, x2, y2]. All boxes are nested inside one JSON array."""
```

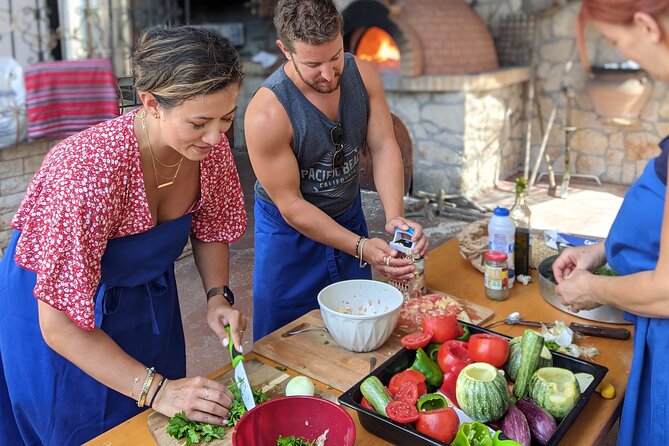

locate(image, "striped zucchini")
[[505, 336, 553, 382], [456, 362, 510, 423]]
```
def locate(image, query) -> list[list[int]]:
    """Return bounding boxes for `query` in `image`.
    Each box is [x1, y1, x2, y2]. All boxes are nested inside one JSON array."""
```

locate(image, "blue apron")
[[0, 214, 191, 445], [252, 192, 372, 340], [605, 159, 668, 445]]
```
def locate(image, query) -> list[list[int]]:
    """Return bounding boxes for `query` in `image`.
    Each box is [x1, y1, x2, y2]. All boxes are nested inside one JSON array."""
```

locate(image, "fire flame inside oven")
[[356, 27, 400, 70]]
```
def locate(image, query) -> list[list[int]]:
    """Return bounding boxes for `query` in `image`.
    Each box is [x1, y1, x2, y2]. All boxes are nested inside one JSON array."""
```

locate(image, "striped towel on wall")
[[24, 58, 119, 139]]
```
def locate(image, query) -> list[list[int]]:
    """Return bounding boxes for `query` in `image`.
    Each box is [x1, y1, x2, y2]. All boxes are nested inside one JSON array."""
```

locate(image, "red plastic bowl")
[[231, 396, 356, 446]]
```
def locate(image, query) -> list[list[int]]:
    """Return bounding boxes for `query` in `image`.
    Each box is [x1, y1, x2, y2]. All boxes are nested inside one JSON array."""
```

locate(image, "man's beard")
[[292, 60, 341, 94]]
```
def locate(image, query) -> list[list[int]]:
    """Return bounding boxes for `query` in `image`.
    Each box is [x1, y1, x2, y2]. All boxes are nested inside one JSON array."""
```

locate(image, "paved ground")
[[177, 149, 626, 444]]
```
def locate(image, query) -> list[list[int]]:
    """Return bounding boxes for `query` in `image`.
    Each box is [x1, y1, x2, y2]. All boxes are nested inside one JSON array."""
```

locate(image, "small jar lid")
[[485, 250, 508, 262]]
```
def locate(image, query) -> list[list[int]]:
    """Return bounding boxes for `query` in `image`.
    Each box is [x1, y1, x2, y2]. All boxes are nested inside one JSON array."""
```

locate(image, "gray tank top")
[[254, 53, 369, 217]]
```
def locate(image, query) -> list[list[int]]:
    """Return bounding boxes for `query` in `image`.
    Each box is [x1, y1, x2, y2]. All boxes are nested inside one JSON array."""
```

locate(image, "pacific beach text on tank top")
[[254, 53, 370, 218]]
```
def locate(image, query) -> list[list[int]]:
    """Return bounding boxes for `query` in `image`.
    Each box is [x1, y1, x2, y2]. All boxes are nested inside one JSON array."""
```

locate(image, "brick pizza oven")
[[341, 0, 530, 198]]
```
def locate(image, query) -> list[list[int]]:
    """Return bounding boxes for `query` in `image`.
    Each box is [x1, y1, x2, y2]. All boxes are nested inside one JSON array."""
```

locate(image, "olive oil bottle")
[[510, 177, 531, 276]]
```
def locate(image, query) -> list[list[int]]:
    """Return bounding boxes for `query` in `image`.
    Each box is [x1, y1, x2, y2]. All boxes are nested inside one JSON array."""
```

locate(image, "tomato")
[[439, 362, 467, 408], [393, 380, 419, 406], [388, 370, 428, 396], [468, 333, 510, 368], [437, 340, 472, 374], [421, 315, 461, 343], [401, 331, 432, 350], [360, 396, 373, 411], [415, 407, 459, 443], [386, 400, 420, 424]]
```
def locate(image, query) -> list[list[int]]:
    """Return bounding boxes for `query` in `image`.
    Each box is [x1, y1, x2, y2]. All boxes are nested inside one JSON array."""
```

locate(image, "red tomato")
[[400, 331, 432, 350], [439, 362, 467, 408], [468, 333, 510, 368], [421, 315, 461, 343], [415, 407, 459, 443], [388, 370, 428, 396], [437, 340, 473, 374], [386, 400, 420, 424], [361, 396, 373, 411], [393, 380, 419, 406]]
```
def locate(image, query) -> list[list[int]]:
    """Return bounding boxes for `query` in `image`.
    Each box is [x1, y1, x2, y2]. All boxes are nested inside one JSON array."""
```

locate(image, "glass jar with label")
[[484, 250, 509, 301]]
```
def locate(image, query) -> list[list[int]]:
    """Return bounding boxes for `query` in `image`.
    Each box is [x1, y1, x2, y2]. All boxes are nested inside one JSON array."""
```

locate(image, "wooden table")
[[86, 238, 632, 445]]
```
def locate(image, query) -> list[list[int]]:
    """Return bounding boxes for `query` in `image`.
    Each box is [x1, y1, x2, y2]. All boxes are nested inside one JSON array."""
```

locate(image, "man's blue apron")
[[605, 159, 668, 445], [253, 192, 372, 340], [0, 214, 191, 445]]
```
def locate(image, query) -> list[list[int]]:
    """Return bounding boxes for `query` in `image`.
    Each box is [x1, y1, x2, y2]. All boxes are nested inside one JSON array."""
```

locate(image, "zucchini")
[[456, 362, 510, 423], [513, 329, 545, 399], [505, 336, 553, 382], [529, 367, 580, 420], [360, 376, 392, 417]]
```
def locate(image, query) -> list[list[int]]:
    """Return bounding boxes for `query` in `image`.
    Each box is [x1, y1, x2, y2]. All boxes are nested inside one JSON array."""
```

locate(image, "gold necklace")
[[139, 109, 184, 189]]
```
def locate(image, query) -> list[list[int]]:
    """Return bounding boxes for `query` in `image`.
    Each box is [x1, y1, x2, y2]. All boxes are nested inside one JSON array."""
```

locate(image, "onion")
[[285, 375, 315, 397]]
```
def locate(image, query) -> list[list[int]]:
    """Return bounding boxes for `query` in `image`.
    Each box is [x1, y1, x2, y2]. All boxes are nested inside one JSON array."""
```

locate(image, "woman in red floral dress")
[[0, 25, 247, 444]]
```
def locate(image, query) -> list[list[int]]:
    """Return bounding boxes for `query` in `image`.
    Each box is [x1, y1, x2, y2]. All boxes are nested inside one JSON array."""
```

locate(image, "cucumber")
[[506, 336, 553, 382], [513, 329, 545, 399], [360, 375, 393, 417], [456, 362, 510, 423]]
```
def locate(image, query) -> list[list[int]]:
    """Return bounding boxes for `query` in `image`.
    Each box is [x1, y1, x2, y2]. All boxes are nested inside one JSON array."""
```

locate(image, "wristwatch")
[[206, 285, 234, 306]]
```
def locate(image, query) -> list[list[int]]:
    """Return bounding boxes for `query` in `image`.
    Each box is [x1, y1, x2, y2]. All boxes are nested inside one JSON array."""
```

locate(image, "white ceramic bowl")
[[317, 279, 404, 352]]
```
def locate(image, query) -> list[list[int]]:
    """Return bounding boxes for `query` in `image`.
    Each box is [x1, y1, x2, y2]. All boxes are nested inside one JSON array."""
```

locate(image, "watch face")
[[223, 286, 234, 305]]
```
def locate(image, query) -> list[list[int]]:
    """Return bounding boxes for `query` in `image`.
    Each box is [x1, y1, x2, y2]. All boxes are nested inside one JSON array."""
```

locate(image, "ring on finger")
[[384, 255, 391, 266], [203, 387, 209, 401]]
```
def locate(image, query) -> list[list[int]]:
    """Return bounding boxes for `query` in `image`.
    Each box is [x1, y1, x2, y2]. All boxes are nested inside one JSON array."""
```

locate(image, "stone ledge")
[[382, 66, 530, 92]]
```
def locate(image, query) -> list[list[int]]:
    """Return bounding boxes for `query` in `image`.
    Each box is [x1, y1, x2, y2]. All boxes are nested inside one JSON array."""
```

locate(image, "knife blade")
[[226, 326, 256, 410], [569, 322, 631, 340]]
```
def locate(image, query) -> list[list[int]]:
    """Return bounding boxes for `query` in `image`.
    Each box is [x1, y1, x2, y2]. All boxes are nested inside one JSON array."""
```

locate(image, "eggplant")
[[501, 403, 531, 446], [516, 398, 558, 445]]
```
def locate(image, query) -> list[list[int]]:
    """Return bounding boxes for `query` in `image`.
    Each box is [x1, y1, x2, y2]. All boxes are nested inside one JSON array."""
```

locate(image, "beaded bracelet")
[[137, 367, 155, 408], [358, 238, 368, 268], [354, 236, 364, 259], [148, 377, 168, 408]]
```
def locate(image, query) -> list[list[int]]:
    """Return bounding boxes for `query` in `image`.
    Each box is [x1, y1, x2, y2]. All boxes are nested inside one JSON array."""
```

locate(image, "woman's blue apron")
[[605, 159, 668, 445], [252, 192, 372, 340], [0, 214, 191, 445]]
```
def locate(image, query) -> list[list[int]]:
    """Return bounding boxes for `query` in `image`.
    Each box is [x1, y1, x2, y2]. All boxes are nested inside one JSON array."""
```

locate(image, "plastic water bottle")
[[488, 207, 516, 287]]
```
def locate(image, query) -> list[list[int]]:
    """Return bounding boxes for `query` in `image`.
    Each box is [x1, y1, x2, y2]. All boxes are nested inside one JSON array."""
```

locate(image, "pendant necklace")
[[139, 109, 184, 189]]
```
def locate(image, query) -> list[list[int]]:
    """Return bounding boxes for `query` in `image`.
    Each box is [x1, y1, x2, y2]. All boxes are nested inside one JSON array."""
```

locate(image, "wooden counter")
[[86, 238, 631, 445]]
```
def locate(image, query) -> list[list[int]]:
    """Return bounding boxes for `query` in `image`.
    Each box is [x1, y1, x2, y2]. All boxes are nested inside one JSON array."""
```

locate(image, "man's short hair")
[[274, 0, 344, 53]]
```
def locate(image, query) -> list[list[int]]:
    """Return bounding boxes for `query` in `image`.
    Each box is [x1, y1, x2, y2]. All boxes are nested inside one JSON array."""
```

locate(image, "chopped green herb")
[[275, 366, 287, 371], [225, 379, 269, 427], [166, 412, 224, 446], [276, 435, 316, 446], [323, 340, 330, 345]]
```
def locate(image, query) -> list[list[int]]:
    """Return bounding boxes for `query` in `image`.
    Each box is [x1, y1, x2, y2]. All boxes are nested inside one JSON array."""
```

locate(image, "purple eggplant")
[[502, 403, 531, 446], [516, 398, 558, 445]]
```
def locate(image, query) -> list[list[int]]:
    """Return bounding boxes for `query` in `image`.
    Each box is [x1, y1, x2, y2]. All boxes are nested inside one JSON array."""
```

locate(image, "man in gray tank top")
[[245, 0, 428, 340]]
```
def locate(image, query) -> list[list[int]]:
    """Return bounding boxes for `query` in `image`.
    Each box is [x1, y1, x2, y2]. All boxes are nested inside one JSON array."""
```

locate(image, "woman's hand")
[[384, 216, 429, 258], [206, 297, 247, 352], [555, 268, 602, 312], [552, 243, 606, 284], [152, 376, 234, 425]]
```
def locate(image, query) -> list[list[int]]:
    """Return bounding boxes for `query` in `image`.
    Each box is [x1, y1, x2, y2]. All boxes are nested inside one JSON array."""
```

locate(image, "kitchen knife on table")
[[226, 326, 256, 410]]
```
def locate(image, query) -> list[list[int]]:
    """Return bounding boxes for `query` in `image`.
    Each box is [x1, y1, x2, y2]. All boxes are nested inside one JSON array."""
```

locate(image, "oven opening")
[[355, 26, 400, 74]]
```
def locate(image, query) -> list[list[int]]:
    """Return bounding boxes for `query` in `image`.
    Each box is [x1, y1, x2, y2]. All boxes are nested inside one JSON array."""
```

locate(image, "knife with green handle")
[[225, 325, 256, 410]]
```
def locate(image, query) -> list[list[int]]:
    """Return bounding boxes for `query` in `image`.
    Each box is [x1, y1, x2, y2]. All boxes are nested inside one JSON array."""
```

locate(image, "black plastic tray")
[[339, 322, 609, 446]]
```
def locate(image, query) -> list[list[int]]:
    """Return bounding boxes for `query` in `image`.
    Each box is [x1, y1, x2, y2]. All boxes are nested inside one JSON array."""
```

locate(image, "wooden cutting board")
[[146, 358, 338, 445], [253, 294, 494, 393]]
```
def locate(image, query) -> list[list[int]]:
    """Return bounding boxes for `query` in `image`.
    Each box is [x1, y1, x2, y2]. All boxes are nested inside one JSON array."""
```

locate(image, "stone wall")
[[0, 140, 56, 257]]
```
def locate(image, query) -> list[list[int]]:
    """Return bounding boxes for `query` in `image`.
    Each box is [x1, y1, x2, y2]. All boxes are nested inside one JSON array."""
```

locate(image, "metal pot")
[[537, 255, 631, 325]]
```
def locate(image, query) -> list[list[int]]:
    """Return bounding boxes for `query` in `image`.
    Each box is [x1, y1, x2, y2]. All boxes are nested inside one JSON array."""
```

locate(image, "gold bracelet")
[[129, 374, 141, 397], [359, 238, 368, 268], [137, 367, 155, 408]]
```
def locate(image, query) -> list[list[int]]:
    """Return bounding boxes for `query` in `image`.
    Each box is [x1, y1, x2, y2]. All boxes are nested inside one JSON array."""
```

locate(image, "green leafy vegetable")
[[165, 412, 224, 446], [276, 435, 316, 446], [225, 379, 270, 427], [594, 266, 618, 276]]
